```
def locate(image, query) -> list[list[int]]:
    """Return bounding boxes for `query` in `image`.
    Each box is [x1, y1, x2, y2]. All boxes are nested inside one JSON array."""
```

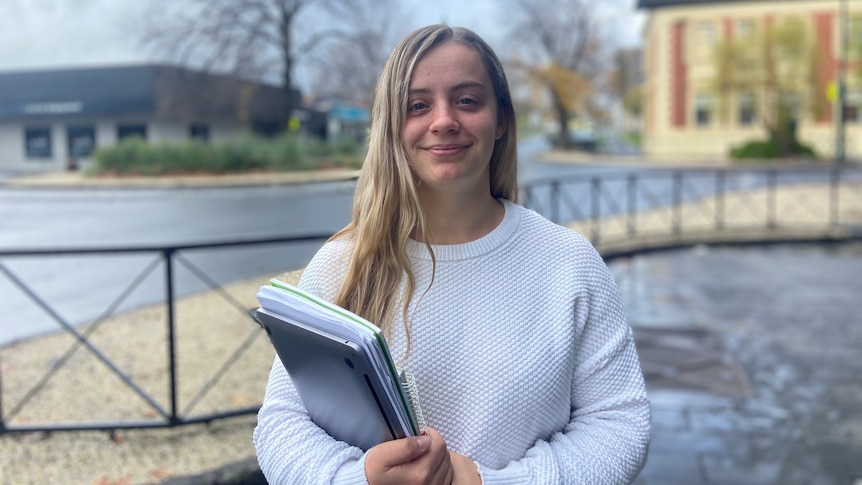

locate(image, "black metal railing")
[[0, 235, 330, 435], [522, 166, 862, 258], [1, 166, 860, 434]]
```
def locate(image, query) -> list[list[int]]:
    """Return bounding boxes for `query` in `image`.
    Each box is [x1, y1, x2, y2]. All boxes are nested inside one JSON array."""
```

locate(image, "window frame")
[[67, 125, 97, 158], [24, 126, 53, 159], [737, 92, 758, 127], [189, 123, 210, 143], [117, 123, 148, 141], [694, 93, 714, 127]]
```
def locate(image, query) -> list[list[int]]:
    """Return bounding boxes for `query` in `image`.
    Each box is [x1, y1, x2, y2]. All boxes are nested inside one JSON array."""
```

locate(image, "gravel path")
[[0, 270, 303, 485]]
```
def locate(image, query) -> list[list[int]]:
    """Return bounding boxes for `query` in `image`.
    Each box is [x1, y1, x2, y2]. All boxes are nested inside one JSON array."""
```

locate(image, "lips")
[[424, 144, 469, 156]]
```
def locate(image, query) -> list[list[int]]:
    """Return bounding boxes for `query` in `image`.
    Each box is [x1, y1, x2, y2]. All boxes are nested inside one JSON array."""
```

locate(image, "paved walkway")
[[2, 161, 861, 484], [614, 243, 862, 485]]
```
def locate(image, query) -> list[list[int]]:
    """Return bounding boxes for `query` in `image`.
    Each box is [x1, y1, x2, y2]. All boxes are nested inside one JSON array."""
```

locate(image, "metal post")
[[716, 169, 726, 231], [550, 181, 560, 224], [673, 172, 682, 236], [164, 248, 179, 424], [767, 170, 777, 229], [627, 174, 637, 237], [591, 178, 601, 245], [831, 166, 841, 228]]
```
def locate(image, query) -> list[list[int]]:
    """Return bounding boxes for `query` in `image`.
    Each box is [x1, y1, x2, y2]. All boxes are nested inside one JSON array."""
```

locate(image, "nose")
[[429, 105, 459, 134]]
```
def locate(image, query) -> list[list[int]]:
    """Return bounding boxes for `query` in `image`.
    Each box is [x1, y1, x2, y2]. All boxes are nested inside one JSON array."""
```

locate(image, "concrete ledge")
[[3, 169, 359, 189]]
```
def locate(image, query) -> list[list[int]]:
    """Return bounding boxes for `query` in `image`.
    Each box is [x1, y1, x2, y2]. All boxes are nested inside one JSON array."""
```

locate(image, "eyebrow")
[[408, 81, 489, 96]]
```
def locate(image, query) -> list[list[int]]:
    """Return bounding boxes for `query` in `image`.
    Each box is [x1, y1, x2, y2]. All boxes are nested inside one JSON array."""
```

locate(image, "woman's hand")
[[449, 451, 481, 485], [365, 427, 454, 485]]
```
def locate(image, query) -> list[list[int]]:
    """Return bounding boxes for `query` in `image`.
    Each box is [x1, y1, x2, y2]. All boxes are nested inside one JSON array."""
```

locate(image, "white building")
[[0, 65, 286, 173]]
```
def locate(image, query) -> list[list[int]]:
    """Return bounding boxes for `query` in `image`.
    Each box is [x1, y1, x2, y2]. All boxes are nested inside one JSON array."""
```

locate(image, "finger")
[[431, 450, 454, 485], [373, 434, 432, 469], [423, 429, 453, 484]]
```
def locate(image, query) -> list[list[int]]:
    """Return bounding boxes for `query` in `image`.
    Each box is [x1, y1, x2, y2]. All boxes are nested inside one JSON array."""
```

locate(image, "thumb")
[[376, 434, 432, 467], [400, 434, 432, 461]]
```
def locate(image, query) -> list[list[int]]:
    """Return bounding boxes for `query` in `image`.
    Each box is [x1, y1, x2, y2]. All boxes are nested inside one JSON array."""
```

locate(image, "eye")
[[457, 98, 476, 105], [408, 101, 428, 112]]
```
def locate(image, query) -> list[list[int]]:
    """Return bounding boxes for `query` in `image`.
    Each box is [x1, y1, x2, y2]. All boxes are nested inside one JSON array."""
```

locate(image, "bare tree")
[[509, 0, 613, 148], [139, 0, 380, 129], [305, 1, 404, 107]]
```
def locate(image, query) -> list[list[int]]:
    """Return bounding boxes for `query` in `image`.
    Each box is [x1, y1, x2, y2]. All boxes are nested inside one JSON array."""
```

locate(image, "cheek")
[[401, 121, 420, 148]]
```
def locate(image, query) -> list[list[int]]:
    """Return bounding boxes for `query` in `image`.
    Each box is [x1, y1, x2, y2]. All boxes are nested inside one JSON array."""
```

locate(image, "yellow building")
[[637, 0, 861, 161]]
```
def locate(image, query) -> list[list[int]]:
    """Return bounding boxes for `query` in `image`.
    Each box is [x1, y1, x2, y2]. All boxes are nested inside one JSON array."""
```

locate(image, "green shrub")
[[622, 131, 641, 147], [91, 133, 363, 176], [268, 135, 311, 171], [301, 137, 334, 157], [730, 138, 817, 160], [211, 135, 271, 173], [93, 136, 149, 174]]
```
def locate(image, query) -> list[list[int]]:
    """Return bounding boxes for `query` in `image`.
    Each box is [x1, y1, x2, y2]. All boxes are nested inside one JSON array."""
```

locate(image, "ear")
[[495, 116, 505, 140]]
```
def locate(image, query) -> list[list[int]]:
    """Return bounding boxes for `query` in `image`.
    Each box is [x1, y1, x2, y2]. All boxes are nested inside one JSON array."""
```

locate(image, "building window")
[[189, 123, 210, 142], [117, 124, 147, 141], [737, 92, 757, 126], [695, 93, 713, 127], [692, 21, 716, 61], [736, 19, 756, 41], [24, 127, 52, 159], [67, 125, 96, 157]]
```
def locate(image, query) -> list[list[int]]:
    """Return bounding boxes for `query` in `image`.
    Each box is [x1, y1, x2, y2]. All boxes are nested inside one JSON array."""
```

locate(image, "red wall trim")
[[671, 21, 687, 128]]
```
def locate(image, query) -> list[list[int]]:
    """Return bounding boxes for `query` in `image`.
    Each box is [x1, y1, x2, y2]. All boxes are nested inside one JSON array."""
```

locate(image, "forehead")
[[409, 42, 491, 89]]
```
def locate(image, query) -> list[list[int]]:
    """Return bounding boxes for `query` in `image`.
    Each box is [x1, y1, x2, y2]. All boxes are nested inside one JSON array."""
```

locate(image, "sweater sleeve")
[[253, 357, 370, 484], [253, 240, 372, 485], [477, 247, 651, 484]]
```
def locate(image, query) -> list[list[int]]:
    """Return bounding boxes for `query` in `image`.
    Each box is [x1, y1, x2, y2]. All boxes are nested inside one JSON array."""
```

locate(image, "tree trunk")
[[550, 85, 571, 149]]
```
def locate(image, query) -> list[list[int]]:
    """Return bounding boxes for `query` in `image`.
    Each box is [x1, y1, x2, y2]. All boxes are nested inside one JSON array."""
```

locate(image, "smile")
[[424, 144, 469, 156]]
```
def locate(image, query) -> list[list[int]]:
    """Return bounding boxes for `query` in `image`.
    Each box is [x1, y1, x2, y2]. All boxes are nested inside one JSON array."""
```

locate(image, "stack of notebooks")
[[254, 279, 426, 451]]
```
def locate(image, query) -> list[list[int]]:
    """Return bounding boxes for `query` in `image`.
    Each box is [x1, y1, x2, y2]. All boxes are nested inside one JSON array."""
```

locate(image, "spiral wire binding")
[[402, 370, 428, 434]]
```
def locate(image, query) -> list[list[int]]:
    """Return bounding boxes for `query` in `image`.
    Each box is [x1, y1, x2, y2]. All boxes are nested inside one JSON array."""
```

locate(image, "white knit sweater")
[[254, 199, 650, 484]]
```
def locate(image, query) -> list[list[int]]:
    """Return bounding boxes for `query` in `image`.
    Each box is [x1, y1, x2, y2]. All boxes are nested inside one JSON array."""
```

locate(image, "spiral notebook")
[[254, 279, 426, 451]]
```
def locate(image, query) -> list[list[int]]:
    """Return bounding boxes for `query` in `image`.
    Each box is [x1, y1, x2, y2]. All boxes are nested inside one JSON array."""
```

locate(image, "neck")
[[415, 190, 504, 245]]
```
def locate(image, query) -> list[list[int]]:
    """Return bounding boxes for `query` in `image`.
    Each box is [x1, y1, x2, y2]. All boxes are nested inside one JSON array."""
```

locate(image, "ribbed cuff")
[[331, 454, 370, 485], [476, 461, 532, 484]]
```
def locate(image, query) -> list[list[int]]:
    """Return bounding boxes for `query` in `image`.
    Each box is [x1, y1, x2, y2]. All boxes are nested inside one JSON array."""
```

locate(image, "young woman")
[[254, 24, 650, 484]]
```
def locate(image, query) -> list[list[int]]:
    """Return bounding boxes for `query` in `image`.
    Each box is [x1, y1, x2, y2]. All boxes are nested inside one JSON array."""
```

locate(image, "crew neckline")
[[405, 199, 520, 261]]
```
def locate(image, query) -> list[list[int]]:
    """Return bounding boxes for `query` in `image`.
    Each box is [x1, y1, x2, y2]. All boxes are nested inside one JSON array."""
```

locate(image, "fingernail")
[[416, 434, 431, 451]]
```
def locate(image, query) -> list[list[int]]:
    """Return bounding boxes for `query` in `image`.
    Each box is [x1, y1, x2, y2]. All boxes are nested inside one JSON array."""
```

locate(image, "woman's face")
[[401, 41, 504, 196]]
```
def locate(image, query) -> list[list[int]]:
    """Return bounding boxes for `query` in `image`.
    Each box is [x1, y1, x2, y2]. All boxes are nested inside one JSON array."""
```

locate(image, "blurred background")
[[1, 1, 861, 484], [1, 0, 859, 171]]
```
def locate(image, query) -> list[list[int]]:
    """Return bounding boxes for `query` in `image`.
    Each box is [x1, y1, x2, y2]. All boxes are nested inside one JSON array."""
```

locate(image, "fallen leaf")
[[93, 475, 131, 485], [149, 468, 173, 480]]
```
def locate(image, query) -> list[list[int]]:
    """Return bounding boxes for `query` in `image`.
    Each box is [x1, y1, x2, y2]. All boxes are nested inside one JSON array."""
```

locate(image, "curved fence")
[[523, 166, 862, 259], [1, 166, 860, 435]]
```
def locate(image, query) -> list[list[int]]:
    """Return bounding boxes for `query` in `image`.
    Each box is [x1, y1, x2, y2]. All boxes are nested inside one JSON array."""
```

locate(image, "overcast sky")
[[0, 0, 644, 82]]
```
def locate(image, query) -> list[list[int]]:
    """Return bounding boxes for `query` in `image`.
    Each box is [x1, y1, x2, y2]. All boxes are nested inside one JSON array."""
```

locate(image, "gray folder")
[[255, 307, 413, 451]]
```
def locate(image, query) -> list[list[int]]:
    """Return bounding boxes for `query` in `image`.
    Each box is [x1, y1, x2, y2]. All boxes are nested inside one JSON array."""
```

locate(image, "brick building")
[[637, 0, 861, 160]]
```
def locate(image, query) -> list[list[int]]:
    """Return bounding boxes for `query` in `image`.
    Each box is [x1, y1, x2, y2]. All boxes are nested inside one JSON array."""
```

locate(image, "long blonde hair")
[[332, 24, 518, 349]]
